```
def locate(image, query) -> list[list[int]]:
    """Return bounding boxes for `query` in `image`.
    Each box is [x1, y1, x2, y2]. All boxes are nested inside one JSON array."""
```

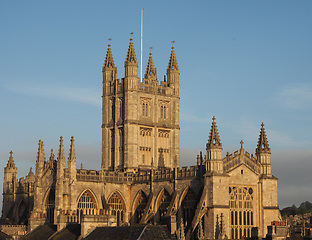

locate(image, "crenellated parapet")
[[223, 149, 261, 174]]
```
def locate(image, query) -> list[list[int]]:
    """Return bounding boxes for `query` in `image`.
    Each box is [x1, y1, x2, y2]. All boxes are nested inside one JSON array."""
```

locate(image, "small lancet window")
[[164, 106, 166, 119]]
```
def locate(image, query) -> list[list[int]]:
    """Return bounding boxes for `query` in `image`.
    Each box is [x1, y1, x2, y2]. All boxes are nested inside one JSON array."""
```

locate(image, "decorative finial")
[[9, 150, 13, 157], [108, 38, 112, 46], [149, 47, 153, 53], [212, 116, 216, 122], [240, 140, 244, 149], [130, 32, 133, 40], [71, 136, 74, 143], [81, 163, 83, 169]]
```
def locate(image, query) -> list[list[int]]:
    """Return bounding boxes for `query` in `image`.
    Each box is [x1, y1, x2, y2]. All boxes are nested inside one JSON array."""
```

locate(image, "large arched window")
[[229, 186, 254, 239], [108, 192, 126, 226], [77, 190, 97, 217], [133, 191, 148, 223], [156, 189, 171, 220], [181, 189, 196, 228], [45, 189, 55, 224]]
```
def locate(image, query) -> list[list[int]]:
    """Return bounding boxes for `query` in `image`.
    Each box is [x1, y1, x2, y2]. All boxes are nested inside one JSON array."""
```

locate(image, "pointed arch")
[[132, 190, 148, 223], [155, 188, 171, 219], [107, 191, 126, 226], [43, 188, 55, 224], [17, 200, 27, 224], [179, 187, 197, 229], [178, 187, 190, 206], [77, 189, 98, 210]]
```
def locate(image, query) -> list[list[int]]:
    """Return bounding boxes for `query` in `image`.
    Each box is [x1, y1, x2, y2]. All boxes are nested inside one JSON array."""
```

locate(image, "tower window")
[[160, 104, 168, 119], [142, 102, 148, 117]]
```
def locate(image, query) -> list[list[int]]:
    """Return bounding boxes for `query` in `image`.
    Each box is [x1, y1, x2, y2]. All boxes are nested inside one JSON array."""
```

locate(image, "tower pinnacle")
[[6, 151, 16, 168], [256, 122, 271, 154], [167, 45, 179, 73], [103, 42, 115, 69], [68, 136, 76, 162], [207, 116, 222, 149], [57, 136, 65, 161], [125, 38, 137, 64], [144, 52, 157, 81]]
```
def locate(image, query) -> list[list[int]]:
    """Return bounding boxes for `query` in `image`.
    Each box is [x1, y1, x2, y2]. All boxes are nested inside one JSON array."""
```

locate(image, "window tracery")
[[181, 189, 196, 228], [158, 130, 170, 167], [108, 192, 125, 226], [141, 99, 151, 117], [156, 189, 171, 218], [139, 128, 152, 166], [133, 191, 148, 223], [229, 186, 254, 239], [159, 101, 169, 119]]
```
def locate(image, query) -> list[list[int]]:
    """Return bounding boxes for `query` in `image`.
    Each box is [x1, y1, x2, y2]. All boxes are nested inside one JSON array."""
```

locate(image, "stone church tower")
[[101, 38, 180, 171], [2, 37, 282, 239]]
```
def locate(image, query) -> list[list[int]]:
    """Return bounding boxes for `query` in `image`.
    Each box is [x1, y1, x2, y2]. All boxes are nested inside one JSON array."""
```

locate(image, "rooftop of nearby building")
[[83, 225, 175, 240]]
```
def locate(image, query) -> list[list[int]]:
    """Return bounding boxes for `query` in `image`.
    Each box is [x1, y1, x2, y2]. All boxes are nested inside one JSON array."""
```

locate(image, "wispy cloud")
[[229, 115, 312, 149], [180, 111, 212, 124], [4, 81, 101, 107], [275, 83, 312, 110]]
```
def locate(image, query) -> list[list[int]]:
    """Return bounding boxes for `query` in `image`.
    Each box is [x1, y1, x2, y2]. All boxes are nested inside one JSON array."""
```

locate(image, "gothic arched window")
[[156, 189, 171, 219], [77, 190, 97, 217], [229, 186, 254, 239], [181, 189, 196, 228], [45, 189, 55, 224], [133, 191, 148, 223], [108, 192, 126, 226]]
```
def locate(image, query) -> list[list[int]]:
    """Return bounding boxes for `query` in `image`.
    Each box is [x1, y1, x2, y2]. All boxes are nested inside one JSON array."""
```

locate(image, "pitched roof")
[[83, 225, 175, 240], [50, 224, 80, 240], [20, 224, 57, 240], [0, 230, 12, 240]]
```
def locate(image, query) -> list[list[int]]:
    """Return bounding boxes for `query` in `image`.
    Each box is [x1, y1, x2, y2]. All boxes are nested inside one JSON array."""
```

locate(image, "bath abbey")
[[1, 38, 282, 239]]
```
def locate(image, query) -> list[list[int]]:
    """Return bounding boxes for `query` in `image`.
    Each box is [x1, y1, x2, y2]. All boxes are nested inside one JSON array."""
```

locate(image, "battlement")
[[104, 78, 174, 97], [223, 150, 260, 174], [76, 169, 101, 182], [132, 165, 199, 183]]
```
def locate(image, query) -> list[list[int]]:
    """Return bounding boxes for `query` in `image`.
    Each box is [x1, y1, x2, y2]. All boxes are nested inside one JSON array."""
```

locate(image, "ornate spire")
[[57, 136, 65, 161], [103, 42, 115, 69], [49, 149, 55, 161], [207, 116, 222, 149], [144, 52, 157, 80], [256, 122, 271, 154], [167, 45, 179, 73], [125, 38, 137, 64], [27, 167, 35, 179], [49, 149, 55, 168], [6, 151, 16, 168], [36, 140, 45, 163], [68, 136, 76, 162]]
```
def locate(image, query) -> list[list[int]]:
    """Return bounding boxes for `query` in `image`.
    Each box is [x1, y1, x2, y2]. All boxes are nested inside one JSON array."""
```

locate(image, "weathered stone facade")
[[2, 38, 281, 239]]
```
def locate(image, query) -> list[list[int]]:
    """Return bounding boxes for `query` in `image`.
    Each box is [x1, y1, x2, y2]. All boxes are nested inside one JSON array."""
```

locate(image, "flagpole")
[[140, 9, 143, 82]]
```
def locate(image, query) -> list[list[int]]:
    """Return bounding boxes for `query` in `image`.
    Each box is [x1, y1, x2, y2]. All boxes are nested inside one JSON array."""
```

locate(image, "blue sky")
[[0, 1, 311, 209]]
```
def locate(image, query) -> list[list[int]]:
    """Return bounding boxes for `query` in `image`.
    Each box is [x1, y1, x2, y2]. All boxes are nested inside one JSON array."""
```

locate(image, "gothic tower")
[[101, 39, 180, 171], [204, 117, 230, 239], [256, 123, 272, 176], [2, 151, 18, 218]]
